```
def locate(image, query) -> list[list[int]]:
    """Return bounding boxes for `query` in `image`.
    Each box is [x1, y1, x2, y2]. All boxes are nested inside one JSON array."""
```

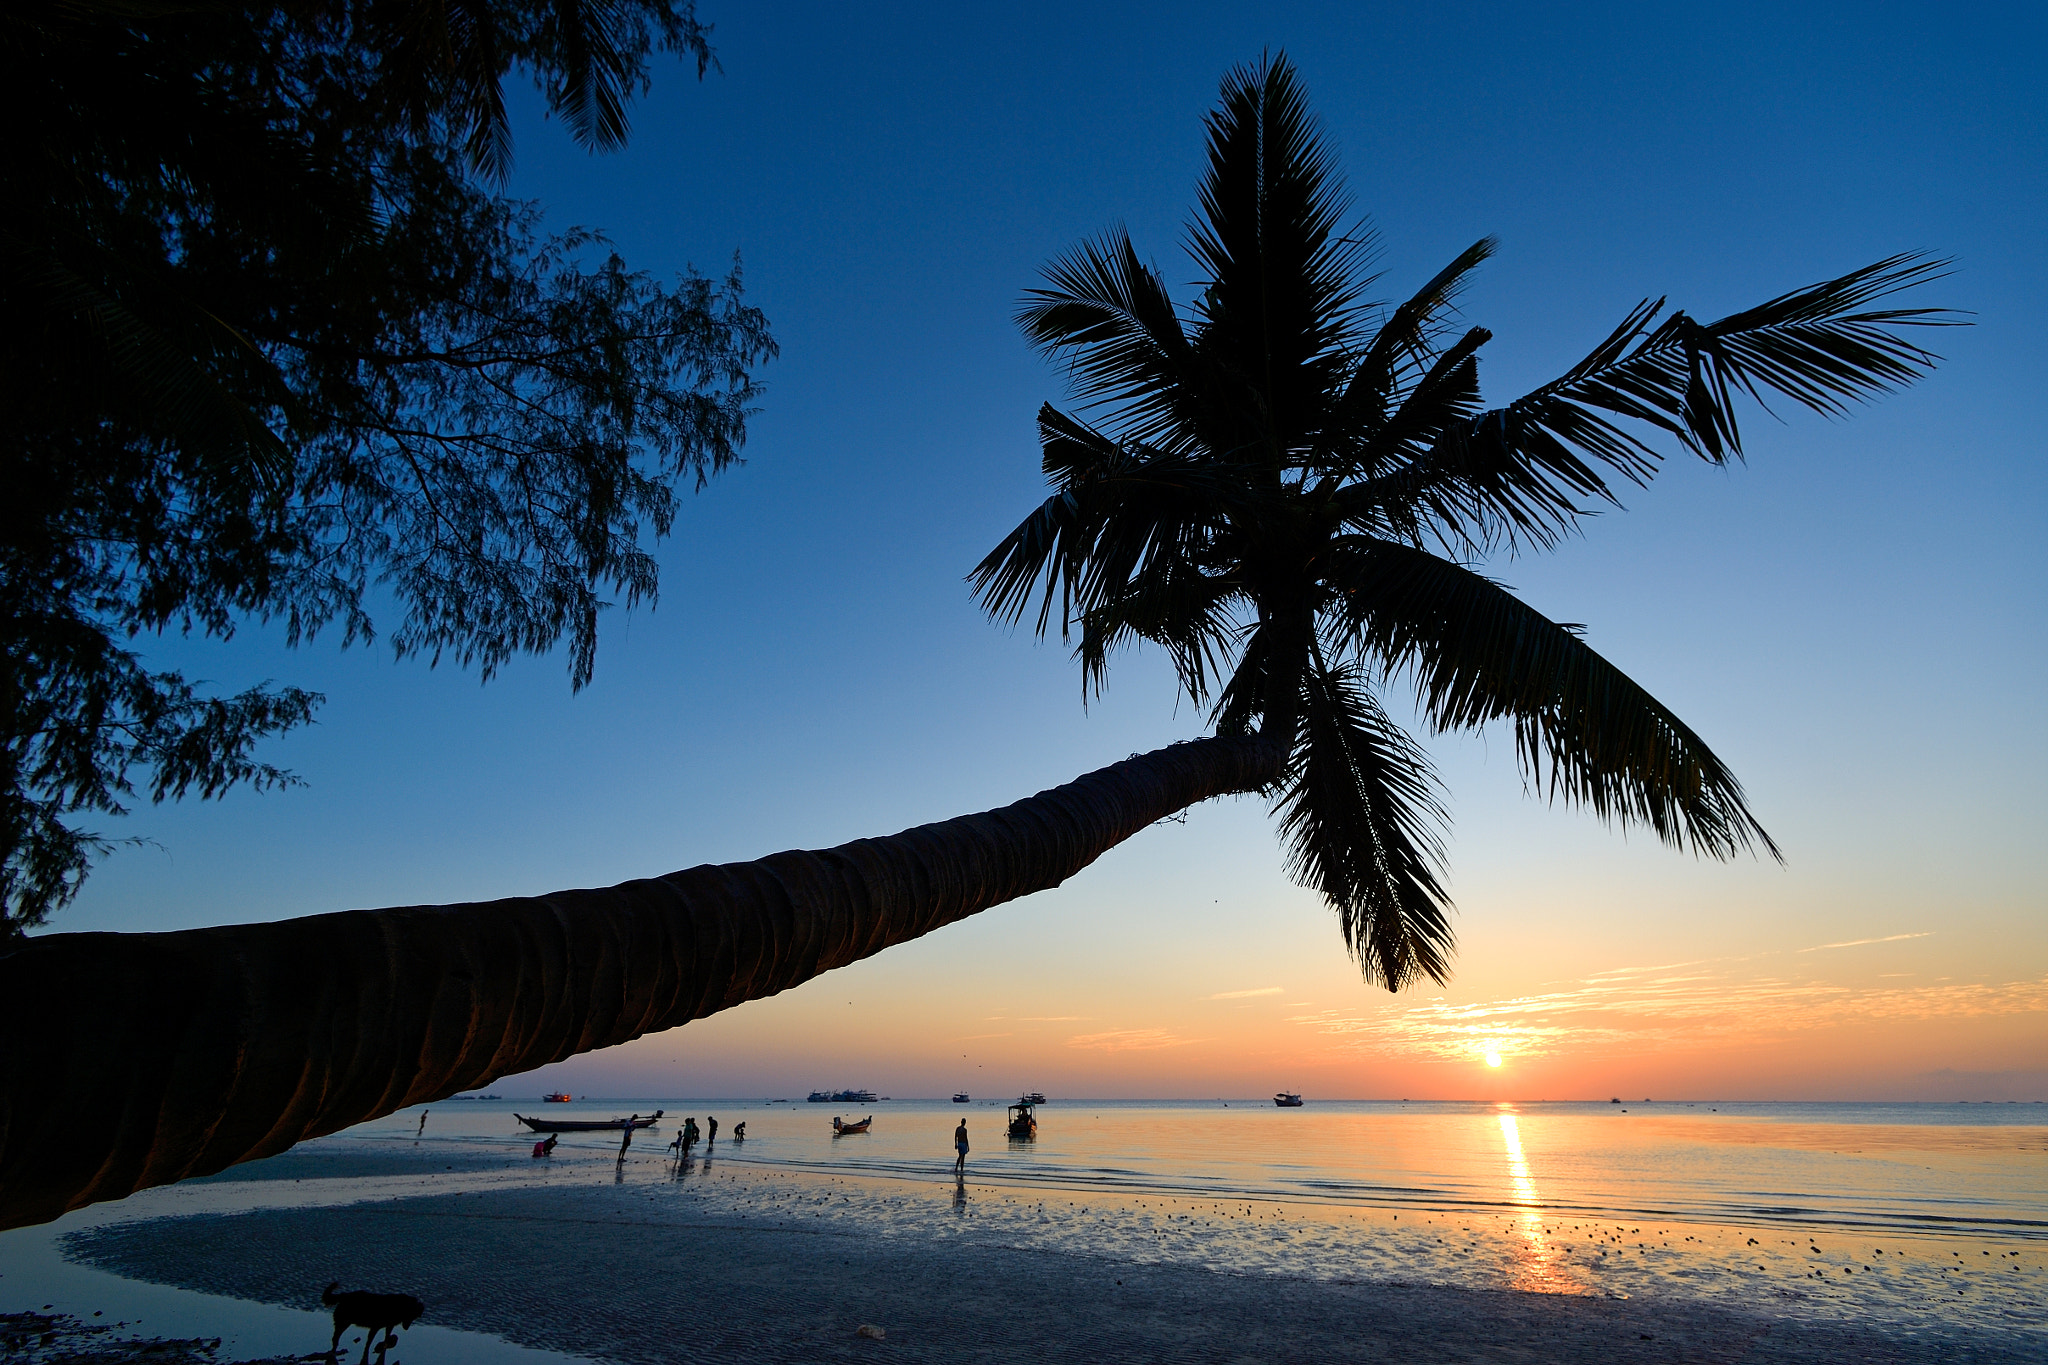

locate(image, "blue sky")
[[62, 2, 2046, 1098]]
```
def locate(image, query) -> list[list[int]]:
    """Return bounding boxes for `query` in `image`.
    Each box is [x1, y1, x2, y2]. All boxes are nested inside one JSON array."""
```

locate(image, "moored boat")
[[1007, 1097, 1038, 1139], [832, 1115, 873, 1134], [1024, 1091, 1046, 1104], [1274, 1091, 1304, 1107], [514, 1109, 663, 1133], [952, 1092, 970, 1103], [541, 1091, 573, 1103]]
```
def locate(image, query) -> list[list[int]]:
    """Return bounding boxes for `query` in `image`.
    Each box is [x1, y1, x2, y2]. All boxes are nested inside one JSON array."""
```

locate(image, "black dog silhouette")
[[322, 1282, 424, 1364]]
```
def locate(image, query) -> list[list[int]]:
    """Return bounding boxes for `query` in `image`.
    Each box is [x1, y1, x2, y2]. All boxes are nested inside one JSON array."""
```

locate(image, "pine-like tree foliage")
[[973, 55, 1956, 990], [1, 2, 774, 930]]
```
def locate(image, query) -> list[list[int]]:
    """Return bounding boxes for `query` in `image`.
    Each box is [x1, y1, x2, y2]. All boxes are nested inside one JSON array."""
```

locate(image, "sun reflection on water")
[[1497, 1110, 1585, 1294]]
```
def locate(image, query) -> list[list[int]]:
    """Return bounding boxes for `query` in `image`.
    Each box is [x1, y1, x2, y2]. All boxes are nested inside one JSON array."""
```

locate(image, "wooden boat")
[[832, 1115, 872, 1135], [1274, 1092, 1304, 1107], [514, 1109, 662, 1133], [541, 1092, 573, 1103], [1006, 1097, 1037, 1140]]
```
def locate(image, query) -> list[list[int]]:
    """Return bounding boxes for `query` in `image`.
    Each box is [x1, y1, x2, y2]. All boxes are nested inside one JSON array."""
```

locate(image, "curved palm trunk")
[[0, 734, 1282, 1231]]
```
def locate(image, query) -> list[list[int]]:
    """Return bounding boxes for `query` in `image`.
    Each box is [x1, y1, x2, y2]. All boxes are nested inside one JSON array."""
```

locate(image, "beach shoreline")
[[58, 1175, 2042, 1365], [17, 1105, 2045, 1365]]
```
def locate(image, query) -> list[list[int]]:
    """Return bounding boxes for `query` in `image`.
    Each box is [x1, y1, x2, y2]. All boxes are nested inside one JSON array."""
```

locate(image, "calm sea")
[[387, 1096, 2048, 1241], [18, 1096, 2046, 1352]]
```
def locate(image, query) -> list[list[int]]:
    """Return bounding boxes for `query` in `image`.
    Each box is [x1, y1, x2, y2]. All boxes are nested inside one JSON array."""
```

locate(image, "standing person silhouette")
[[954, 1118, 969, 1173], [707, 1115, 718, 1143]]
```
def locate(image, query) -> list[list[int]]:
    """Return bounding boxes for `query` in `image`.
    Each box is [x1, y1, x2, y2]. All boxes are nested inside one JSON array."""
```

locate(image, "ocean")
[[10, 1095, 2044, 1359]]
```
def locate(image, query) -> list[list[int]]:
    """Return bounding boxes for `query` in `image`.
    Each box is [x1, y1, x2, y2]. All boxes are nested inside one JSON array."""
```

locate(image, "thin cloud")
[[1018, 1016, 1086, 1022], [953, 1032, 1013, 1042], [1066, 1029, 1207, 1052], [1285, 962, 2048, 1063], [1208, 986, 1284, 999], [1799, 932, 1934, 952]]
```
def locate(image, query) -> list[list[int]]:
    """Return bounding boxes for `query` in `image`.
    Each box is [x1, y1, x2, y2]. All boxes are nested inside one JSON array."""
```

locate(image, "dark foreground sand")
[[63, 1187, 2035, 1365]]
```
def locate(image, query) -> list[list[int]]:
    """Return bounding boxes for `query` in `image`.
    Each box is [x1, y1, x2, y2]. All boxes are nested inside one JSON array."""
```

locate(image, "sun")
[[1484, 1051, 1503, 1068]]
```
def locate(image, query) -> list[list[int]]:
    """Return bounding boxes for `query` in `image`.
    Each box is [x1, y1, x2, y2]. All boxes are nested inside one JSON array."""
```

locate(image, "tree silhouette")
[[2, 0, 768, 931], [974, 56, 1949, 988]]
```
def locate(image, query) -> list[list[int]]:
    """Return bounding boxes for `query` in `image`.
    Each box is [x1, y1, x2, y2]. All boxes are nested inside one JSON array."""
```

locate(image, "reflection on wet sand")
[[1497, 1110, 1584, 1294]]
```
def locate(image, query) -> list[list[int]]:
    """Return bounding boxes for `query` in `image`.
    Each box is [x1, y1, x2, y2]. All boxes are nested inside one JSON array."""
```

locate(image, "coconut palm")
[[973, 54, 1948, 990], [0, 54, 1951, 1231]]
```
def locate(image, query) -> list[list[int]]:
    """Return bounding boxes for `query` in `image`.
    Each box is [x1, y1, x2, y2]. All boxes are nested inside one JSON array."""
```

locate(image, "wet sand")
[[64, 1177, 2040, 1364]]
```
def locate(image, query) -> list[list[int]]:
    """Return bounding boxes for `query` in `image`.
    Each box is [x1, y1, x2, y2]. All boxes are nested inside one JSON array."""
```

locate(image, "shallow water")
[[112, 1095, 2044, 1343], [364, 1097, 2048, 1237], [15, 1096, 2046, 1357]]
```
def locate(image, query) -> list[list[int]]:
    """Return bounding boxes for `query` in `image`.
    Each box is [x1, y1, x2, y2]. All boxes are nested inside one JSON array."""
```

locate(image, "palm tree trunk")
[[0, 733, 1283, 1231]]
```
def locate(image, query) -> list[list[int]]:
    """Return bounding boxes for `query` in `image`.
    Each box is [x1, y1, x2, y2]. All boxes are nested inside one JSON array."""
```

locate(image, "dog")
[[322, 1282, 424, 1365]]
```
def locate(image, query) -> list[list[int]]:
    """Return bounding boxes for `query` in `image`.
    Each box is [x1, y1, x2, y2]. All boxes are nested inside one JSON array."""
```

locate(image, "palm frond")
[[1186, 53, 1375, 452], [545, 0, 639, 154], [1327, 537, 1778, 860], [372, 0, 514, 179], [1275, 645, 1453, 990], [1355, 256, 1959, 553], [1325, 236, 1497, 453], [443, 0, 514, 179], [1336, 326, 1491, 524], [970, 405, 1265, 639], [1015, 232, 1199, 445], [1543, 252, 1957, 460], [1075, 565, 1241, 705], [1210, 618, 1277, 737]]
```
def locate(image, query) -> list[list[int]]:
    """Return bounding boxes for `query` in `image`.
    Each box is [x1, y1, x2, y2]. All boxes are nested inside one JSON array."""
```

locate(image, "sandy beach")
[[60, 1188, 2031, 1364], [51, 1133, 2044, 1365]]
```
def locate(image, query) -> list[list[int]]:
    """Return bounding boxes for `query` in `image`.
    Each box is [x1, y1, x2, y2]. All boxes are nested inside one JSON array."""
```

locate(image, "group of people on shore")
[[525, 1113, 748, 1161], [671, 1115, 744, 1157]]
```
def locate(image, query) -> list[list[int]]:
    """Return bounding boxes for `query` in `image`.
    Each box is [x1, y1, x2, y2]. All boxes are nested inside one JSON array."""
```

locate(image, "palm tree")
[[973, 54, 1948, 991], [0, 54, 1950, 1231]]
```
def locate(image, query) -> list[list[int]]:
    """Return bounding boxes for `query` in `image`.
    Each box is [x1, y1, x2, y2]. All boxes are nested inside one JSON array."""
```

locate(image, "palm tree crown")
[[972, 54, 1953, 991]]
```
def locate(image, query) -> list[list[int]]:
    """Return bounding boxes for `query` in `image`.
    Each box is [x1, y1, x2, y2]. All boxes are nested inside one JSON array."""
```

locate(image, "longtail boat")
[[1007, 1098, 1037, 1139], [513, 1109, 663, 1133], [832, 1115, 872, 1134]]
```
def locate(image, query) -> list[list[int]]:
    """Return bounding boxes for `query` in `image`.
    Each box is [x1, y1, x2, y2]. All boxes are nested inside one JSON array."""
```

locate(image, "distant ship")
[[1023, 1091, 1046, 1104], [1274, 1092, 1304, 1107], [807, 1088, 878, 1103], [542, 1091, 573, 1103], [952, 1092, 970, 1103]]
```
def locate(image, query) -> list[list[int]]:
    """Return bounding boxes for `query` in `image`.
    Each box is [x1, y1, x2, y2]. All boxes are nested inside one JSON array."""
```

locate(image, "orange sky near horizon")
[[520, 782, 2047, 1104]]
